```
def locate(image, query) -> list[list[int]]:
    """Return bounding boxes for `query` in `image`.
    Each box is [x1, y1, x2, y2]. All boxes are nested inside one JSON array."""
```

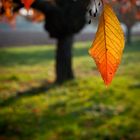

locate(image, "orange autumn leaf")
[[21, 0, 35, 10], [2, 0, 13, 18], [89, 4, 125, 86], [28, 9, 45, 22]]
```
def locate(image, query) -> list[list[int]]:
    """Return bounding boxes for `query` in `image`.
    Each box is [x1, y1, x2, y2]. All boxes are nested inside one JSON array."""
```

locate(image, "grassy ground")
[[0, 41, 140, 140]]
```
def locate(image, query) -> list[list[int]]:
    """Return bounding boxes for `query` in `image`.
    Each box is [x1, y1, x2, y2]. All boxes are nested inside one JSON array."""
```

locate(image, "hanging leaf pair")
[[21, 0, 35, 10], [89, 4, 125, 86]]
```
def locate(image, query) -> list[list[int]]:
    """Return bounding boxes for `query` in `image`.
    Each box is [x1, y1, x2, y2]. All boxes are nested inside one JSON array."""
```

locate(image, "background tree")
[[114, 0, 140, 44], [1, 0, 90, 84]]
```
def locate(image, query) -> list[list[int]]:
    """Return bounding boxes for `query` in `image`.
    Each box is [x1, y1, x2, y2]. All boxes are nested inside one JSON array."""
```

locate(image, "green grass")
[[0, 41, 140, 140]]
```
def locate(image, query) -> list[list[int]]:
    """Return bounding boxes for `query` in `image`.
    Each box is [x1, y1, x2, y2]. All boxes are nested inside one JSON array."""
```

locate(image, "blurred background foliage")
[[0, 0, 140, 140]]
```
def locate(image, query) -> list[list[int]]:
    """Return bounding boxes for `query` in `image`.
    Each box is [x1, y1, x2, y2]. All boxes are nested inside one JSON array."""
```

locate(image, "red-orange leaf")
[[21, 0, 35, 10], [89, 4, 125, 86], [2, 0, 13, 18]]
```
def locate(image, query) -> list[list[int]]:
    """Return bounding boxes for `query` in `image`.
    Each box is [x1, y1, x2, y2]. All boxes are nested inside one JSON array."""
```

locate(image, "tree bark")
[[55, 36, 74, 84], [126, 26, 132, 45]]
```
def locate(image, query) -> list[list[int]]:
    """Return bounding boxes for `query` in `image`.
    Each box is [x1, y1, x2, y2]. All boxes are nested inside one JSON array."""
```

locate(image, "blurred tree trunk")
[[12, 0, 90, 84], [56, 36, 74, 84], [126, 25, 132, 44]]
